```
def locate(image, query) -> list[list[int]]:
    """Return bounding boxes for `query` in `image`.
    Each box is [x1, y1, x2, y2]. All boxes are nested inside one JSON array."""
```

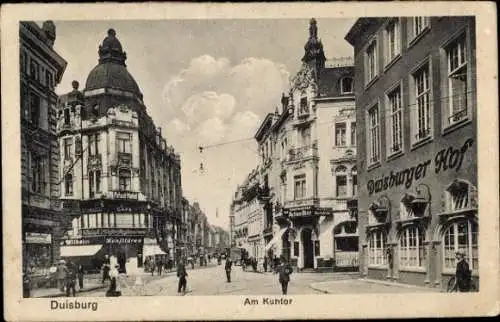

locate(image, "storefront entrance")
[[302, 229, 314, 269]]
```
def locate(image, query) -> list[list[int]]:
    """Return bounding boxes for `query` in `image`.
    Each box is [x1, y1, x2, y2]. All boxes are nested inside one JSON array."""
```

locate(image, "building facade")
[[20, 21, 68, 276], [56, 29, 182, 274], [345, 17, 477, 288], [258, 19, 358, 271]]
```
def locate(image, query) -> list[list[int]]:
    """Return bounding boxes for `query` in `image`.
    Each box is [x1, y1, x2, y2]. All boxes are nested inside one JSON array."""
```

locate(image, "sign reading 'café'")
[[367, 138, 474, 196]]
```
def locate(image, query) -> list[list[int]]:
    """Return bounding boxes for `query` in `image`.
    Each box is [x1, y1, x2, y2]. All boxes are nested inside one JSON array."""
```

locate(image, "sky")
[[51, 18, 355, 230]]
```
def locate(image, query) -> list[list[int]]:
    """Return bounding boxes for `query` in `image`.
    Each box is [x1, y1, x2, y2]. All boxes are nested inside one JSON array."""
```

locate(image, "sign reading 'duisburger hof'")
[[367, 138, 474, 196]]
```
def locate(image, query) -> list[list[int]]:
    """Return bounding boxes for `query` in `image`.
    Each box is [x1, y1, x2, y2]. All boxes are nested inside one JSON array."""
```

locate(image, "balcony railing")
[[335, 251, 359, 267], [88, 154, 102, 168], [284, 198, 317, 209], [288, 144, 317, 162], [117, 152, 132, 167]]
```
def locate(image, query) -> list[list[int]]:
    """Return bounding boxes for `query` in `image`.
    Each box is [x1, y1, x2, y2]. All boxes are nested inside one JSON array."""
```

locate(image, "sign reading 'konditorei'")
[[367, 138, 474, 196]]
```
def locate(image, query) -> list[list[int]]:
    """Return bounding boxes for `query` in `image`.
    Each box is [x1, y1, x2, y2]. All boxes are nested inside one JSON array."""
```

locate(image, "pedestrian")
[[106, 264, 121, 297], [56, 259, 68, 292], [65, 262, 77, 297], [102, 262, 110, 284], [77, 264, 84, 290], [157, 259, 163, 276], [208, 254, 211, 263], [455, 251, 472, 292], [278, 256, 293, 295], [177, 259, 188, 294], [225, 257, 233, 283], [263, 256, 268, 273]]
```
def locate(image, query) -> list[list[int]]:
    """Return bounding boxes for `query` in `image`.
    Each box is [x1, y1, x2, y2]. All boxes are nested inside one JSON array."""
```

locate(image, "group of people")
[[54, 260, 85, 297], [144, 258, 175, 276]]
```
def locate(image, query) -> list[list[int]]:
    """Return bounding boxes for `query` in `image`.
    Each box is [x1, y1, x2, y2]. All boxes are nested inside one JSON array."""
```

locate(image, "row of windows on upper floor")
[[20, 50, 56, 90], [365, 30, 473, 167]]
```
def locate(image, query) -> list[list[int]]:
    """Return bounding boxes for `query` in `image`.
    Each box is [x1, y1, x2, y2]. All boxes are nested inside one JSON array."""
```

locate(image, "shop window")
[[340, 77, 353, 94], [118, 169, 131, 191], [294, 174, 306, 200], [411, 62, 432, 143], [335, 166, 347, 197], [442, 220, 478, 272], [64, 174, 73, 196], [367, 104, 381, 164], [368, 230, 387, 266], [387, 85, 403, 154], [444, 33, 469, 127], [335, 123, 347, 146], [115, 213, 133, 228], [399, 226, 426, 269]]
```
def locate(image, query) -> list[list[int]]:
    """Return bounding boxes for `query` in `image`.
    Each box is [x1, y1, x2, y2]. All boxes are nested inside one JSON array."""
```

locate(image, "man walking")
[[56, 260, 68, 292], [278, 256, 293, 295], [77, 264, 84, 291], [157, 259, 163, 276], [455, 251, 472, 292], [263, 256, 268, 273], [177, 259, 188, 294], [65, 261, 77, 297], [225, 257, 233, 283]]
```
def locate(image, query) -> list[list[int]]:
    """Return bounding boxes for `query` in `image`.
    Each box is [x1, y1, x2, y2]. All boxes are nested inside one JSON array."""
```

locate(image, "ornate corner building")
[[252, 19, 358, 271], [55, 29, 183, 274], [20, 21, 68, 274]]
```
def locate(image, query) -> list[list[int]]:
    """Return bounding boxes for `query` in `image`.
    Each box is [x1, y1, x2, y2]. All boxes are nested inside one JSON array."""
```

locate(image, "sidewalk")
[[30, 282, 106, 298], [310, 278, 442, 294]]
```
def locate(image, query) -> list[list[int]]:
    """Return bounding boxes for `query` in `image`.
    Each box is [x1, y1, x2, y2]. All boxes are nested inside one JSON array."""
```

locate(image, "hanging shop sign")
[[25, 232, 52, 244], [111, 191, 139, 200], [367, 138, 474, 196], [61, 237, 104, 246]]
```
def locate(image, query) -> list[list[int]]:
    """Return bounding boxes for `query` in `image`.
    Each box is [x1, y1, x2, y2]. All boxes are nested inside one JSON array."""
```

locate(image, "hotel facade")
[[56, 29, 183, 274], [345, 17, 478, 288]]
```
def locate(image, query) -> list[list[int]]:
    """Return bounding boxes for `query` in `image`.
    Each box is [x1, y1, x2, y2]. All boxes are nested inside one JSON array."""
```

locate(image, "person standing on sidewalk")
[[278, 256, 293, 295], [455, 251, 472, 292], [263, 256, 268, 273], [157, 259, 163, 276], [56, 260, 68, 292], [177, 259, 188, 294], [225, 257, 233, 283], [77, 264, 84, 290], [65, 261, 77, 297]]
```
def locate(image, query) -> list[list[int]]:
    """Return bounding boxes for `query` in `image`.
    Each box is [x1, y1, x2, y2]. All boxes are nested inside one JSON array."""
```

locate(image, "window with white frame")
[[399, 226, 426, 269], [385, 19, 401, 64], [365, 40, 378, 84], [387, 86, 403, 154], [335, 123, 347, 146], [412, 64, 432, 142], [294, 174, 306, 200], [63, 138, 73, 160], [368, 230, 387, 266], [64, 173, 73, 196], [368, 104, 381, 164], [443, 220, 478, 272], [118, 169, 131, 191], [445, 34, 469, 126], [88, 133, 100, 156], [335, 166, 348, 197], [445, 180, 476, 212], [340, 77, 354, 94], [116, 132, 131, 153], [411, 17, 430, 40]]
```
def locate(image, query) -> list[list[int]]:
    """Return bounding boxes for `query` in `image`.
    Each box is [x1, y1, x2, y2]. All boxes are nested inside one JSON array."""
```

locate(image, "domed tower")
[[302, 18, 326, 81]]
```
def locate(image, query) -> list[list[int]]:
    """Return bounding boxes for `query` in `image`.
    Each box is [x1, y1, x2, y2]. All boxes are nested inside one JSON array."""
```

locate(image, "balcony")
[[288, 143, 318, 162], [88, 154, 102, 169], [117, 152, 132, 167], [285, 198, 317, 209]]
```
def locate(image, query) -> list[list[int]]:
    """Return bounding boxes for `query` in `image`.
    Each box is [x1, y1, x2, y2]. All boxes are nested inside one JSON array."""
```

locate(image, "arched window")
[[368, 230, 387, 266], [399, 226, 426, 269], [443, 220, 478, 271], [335, 166, 348, 197], [340, 77, 354, 94], [64, 174, 73, 196]]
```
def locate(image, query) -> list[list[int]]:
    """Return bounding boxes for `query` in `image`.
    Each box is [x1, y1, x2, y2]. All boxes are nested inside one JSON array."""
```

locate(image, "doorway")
[[302, 229, 314, 269]]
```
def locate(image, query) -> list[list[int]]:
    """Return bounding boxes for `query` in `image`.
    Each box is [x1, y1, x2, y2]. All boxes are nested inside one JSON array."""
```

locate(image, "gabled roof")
[[254, 113, 274, 142]]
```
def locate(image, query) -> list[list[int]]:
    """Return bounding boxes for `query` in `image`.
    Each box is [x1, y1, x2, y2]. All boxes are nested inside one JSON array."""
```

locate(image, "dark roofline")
[[254, 113, 274, 141], [345, 18, 384, 46]]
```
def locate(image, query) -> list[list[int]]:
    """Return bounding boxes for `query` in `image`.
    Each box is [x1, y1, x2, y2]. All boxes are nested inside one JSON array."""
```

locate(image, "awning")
[[264, 228, 288, 252], [60, 245, 102, 257], [143, 244, 166, 257]]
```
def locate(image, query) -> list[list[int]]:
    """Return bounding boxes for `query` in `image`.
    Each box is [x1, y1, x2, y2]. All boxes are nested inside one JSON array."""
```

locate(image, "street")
[[78, 261, 436, 297]]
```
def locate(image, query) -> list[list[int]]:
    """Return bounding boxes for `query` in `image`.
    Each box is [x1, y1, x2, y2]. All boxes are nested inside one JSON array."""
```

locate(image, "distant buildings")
[[55, 28, 183, 274], [20, 21, 68, 275], [345, 16, 477, 288]]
